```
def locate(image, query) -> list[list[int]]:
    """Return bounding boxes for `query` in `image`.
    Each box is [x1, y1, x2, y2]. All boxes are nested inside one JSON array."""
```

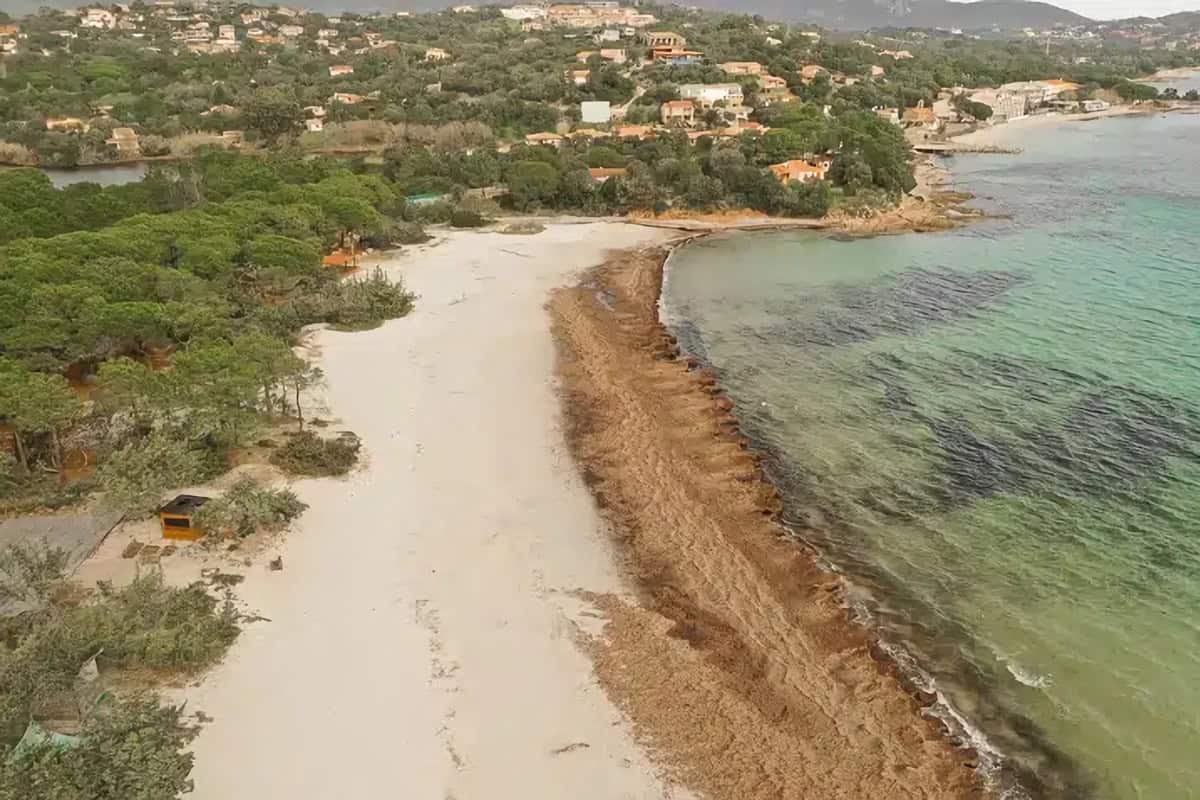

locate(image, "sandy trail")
[[182, 223, 682, 800]]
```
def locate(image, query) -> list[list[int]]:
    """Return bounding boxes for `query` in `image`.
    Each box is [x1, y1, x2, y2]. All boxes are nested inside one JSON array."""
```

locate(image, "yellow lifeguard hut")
[[158, 494, 210, 541]]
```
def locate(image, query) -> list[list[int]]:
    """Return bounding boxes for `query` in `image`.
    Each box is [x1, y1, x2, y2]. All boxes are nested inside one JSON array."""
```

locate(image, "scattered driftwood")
[[550, 742, 590, 755]]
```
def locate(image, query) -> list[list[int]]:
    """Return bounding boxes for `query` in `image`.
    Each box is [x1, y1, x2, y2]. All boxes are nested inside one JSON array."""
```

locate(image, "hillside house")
[[660, 99, 695, 127], [105, 127, 140, 156], [769, 159, 828, 184], [569, 69, 590, 86], [901, 104, 940, 130], [968, 90, 1027, 122], [875, 107, 901, 124], [331, 92, 365, 105], [679, 83, 744, 108], [80, 8, 117, 29], [721, 61, 764, 76], [501, 5, 548, 20], [800, 64, 829, 82], [424, 47, 449, 61], [329, 64, 354, 77], [524, 132, 565, 147], [304, 118, 324, 132], [651, 48, 702, 66], [615, 124, 653, 140], [45, 118, 89, 132], [587, 167, 627, 183], [720, 104, 752, 123], [576, 48, 627, 63], [643, 31, 685, 48]]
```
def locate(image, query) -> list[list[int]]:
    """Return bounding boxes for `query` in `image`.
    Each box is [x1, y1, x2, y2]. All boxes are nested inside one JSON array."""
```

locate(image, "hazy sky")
[[1015, 0, 1198, 18]]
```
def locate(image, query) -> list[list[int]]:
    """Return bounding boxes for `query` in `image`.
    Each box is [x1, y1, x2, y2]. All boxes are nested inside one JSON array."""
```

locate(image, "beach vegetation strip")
[[550, 243, 981, 799], [0, 542, 239, 798]]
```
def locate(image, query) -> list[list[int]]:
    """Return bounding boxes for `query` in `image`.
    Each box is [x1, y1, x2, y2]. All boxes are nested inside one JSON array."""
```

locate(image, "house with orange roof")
[[769, 159, 828, 184], [587, 167, 627, 183], [902, 103, 939, 130], [660, 99, 695, 127], [615, 124, 653, 140]]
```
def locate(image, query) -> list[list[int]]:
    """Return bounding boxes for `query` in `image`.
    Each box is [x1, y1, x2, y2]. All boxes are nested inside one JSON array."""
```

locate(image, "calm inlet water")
[[663, 113, 1200, 800]]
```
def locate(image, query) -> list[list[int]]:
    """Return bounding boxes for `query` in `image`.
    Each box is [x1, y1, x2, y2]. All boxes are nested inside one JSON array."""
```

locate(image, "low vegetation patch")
[[192, 478, 307, 539], [391, 221, 431, 244], [270, 431, 362, 477], [0, 544, 239, 797], [449, 208, 489, 229]]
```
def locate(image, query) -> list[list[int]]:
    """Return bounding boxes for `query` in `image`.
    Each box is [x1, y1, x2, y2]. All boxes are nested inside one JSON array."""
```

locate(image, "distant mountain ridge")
[[4, 0, 1197, 32], [686, 0, 1091, 31]]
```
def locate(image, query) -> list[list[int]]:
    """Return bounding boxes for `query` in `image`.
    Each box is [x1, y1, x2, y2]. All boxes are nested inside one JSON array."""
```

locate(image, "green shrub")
[[392, 221, 430, 244], [0, 555, 238, 749], [192, 478, 307, 538], [96, 433, 220, 518], [409, 200, 454, 224], [320, 268, 416, 331], [0, 696, 195, 800], [449, 208, 487, 228], [270, 431, 361, 477]]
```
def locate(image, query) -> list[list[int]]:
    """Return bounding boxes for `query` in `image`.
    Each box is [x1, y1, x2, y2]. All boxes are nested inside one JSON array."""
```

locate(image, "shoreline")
[[950, 102, 1192, 149], [550, 240, 983, 798]]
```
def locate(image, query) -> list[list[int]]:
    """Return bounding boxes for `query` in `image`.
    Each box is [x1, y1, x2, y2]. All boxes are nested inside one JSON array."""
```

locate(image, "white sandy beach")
[[174, 222, 685, 800], [951, 106, 1165, 147]]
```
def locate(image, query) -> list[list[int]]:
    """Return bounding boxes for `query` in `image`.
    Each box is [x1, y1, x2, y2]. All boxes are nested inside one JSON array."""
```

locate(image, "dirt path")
[[182, 223, 685, 800], [550, 245, 982, 799]]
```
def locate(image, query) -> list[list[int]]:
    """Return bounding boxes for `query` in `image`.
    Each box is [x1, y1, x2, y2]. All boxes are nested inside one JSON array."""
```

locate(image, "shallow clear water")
[[663, 113, 1200, 799]]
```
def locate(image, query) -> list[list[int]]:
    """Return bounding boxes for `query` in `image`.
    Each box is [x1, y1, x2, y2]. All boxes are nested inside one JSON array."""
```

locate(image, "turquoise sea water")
[[662, 113, 1200, 799]]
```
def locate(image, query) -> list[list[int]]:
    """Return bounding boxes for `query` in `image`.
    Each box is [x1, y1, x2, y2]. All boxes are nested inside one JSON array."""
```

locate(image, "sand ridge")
[[551, 244, 983, 799]]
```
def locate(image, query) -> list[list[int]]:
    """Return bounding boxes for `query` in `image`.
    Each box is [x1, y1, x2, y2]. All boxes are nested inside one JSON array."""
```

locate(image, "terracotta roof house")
[[329, 64, 354, 77], [769, 159, 828, 184], [901, 105, 937, 128], [660, 99, 695, 127], [615, 124, 653, 139], [587, 167, 627, 183]]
